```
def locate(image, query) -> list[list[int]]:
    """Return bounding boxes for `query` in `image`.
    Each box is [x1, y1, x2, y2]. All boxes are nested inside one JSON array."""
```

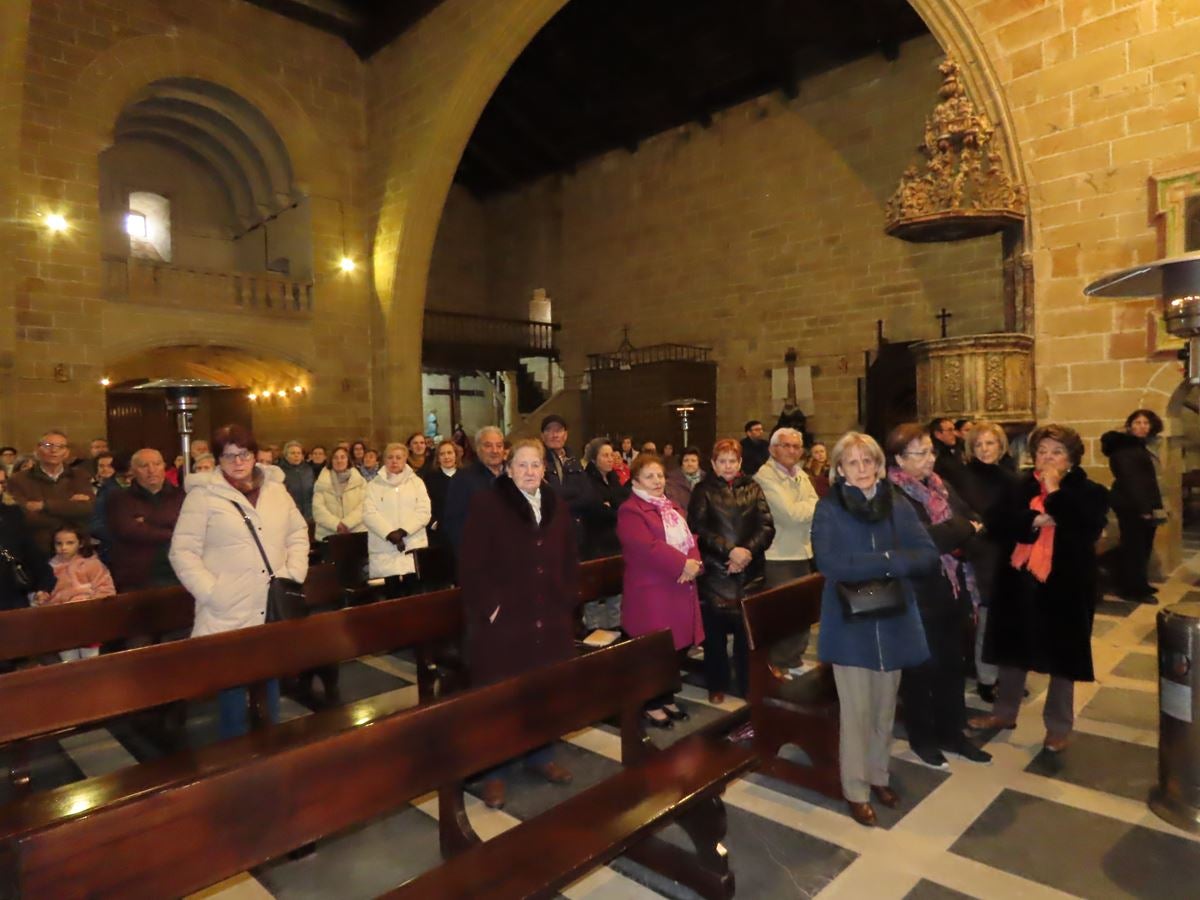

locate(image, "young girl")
[[44, 525, 115, 661]]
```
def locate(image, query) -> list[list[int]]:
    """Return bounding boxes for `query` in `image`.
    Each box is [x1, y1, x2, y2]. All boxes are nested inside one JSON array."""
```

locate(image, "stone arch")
[[67, 32, 331, 195], [102, 328, 318, 381], [372, 0, 1028, 434]]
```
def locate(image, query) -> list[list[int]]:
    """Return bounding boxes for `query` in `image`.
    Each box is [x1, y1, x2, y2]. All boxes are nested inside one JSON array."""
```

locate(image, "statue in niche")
[[425, 412, 439, 441]]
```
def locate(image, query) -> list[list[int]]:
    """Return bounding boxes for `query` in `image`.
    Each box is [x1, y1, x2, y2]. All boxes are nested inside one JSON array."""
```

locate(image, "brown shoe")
[[1043, 733, 1071, 753], [846, 800, 877, 827], [870, 785, 899, 808], [526, 761, 573, 784], [708, 692, 726, 705], [968, 714, 1017, 731], [482, 778, 506, 809]]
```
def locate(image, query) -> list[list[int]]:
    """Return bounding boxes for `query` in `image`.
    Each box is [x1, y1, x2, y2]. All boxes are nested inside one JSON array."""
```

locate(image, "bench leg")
[[624, 794, 735, 900], [437, 782, 481, 858]]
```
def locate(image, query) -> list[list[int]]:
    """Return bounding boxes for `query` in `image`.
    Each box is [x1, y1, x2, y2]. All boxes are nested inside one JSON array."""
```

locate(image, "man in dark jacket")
[[108, 448, 185, 592], [7, 430, 94, 557], [539, 415, 593, 545], [444, 425, 507, 554], [740, 420, 770, 477], [931, 417, 966, 492]]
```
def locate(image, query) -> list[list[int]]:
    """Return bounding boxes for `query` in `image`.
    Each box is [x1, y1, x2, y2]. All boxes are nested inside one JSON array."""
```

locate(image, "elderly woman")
[[971, 425, 1109, 752], [1101, 409, 1165, 604], [665, 446, 706, 509], [959, 421, 1018, 703], [278, 440, 314, 523], [618, 453, 703, 728], [422, 439, 460, 549], [458, 438, 579, 810], [362, 443, 431, 596], [886, 424, 991, 768], [169, 424, 309, 738], [813, 431, 938, 827], [312, 446, 367, 541], [688, 438, 775, 704]]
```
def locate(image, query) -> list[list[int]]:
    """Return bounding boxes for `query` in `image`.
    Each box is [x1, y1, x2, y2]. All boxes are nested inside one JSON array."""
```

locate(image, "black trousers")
[[701, 603, 748, 697], [1115, 511, 1157, 597], [900, 603, 968, 750]]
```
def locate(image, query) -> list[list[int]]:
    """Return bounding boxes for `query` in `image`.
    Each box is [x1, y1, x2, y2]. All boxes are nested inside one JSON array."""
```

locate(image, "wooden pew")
[[0, 633, 756, 900], [740, 573, 842, 800]]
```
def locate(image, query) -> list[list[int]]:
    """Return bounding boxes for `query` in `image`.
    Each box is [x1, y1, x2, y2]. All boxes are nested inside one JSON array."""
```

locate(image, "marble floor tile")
[[1111, 652, 1158, 682], [1024, 731, 1158, 804], [950, 789, 1200, 899], [1082, 687, 1160, 731], [1095, 599, 1138, 618], [904, 879, 979, 900]]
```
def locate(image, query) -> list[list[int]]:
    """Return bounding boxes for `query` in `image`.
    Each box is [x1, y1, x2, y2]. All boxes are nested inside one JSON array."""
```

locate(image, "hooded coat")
[[458, 476, 579, 686], [362, 466, 431, 579], [983, 467, 1109, 681], [312, 466, 368, 541], [169, 466, 309, 638]]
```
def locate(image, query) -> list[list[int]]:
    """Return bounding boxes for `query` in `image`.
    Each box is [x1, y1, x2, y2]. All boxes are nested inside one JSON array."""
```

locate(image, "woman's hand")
[[678, 558, 702, 583], [1039, 466, 1062, 493], [336, 522, 350, 534], [31, 591, 50, 606], [1032, 513, 1055, 529], [727, 546, 752, 573]]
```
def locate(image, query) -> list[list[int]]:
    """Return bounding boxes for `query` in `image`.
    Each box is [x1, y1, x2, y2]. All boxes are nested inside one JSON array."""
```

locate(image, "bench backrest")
[[0, 632, 679, 899], [741, 573, 825, 654], [0, 587, 463, 745], [577, 553, 623, 604]]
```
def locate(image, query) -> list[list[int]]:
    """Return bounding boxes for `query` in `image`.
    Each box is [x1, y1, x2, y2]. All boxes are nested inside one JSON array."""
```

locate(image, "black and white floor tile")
[[14, 556, 1200, 899]]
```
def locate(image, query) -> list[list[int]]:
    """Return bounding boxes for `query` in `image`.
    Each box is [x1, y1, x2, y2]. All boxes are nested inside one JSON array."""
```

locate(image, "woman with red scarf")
[[886, 424, 992, 768], [969, 424, 1108, 753]]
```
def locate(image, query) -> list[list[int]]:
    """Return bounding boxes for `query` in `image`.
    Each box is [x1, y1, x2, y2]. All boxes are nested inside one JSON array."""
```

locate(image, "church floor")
[[17, 551, 1200, 900]]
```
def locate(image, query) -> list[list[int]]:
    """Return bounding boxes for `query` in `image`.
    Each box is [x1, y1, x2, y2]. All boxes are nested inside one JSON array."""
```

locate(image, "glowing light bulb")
[[276, 390, 287, 398], [293, 385, 303, 393], [44, 213, 68, 233], [339, 257, 356, 273], [248, 393, 258, 401], [99, 377, 110, 387]]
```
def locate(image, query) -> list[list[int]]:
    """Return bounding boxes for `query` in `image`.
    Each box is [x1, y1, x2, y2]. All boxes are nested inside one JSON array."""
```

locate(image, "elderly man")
[[107, 449, 185, 591], [443, 425, 507, 554], [7, 430, 94, 556], [540, 415, 593, 545], [754, 426, 820, 669]]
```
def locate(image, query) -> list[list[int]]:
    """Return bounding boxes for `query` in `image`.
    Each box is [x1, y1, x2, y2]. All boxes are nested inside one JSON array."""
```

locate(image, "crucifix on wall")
[[428, 374, 484, 429], [936, 307, 953, 338]]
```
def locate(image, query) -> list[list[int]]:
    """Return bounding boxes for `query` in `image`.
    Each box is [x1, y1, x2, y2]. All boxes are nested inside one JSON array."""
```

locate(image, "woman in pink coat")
[[617, 453, 704, 729]]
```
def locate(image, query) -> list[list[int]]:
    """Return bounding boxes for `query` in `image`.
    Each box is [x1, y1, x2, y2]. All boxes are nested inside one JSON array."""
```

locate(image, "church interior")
[[3, 0, 1200, 896]]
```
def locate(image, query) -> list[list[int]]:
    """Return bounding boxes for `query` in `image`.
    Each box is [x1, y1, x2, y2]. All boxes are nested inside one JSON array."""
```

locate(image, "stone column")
[[502, 370, 519, 434]]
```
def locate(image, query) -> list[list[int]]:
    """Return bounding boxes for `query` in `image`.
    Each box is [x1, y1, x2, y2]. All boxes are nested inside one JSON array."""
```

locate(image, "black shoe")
[[977, 683, 996, 704], [662, 703, 689, 722], [911, 745, 949, 770], [942, 738, 993, 764]]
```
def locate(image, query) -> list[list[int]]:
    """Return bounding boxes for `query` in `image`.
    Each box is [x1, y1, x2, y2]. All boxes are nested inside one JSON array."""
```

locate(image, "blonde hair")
[[383, 442, 408, 458], [829, 431, 886, 483], [965, 421, 1009, 460]]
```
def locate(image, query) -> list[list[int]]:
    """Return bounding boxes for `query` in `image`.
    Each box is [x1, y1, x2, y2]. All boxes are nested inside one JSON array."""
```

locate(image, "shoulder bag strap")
[[228, 498, 275, 579]]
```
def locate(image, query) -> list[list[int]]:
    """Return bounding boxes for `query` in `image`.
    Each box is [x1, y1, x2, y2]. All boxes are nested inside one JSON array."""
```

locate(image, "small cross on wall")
[[936, 307, 953, 338]]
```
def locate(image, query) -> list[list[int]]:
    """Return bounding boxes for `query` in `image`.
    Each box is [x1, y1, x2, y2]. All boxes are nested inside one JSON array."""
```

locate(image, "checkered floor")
[[15, 548, 1200, 899]]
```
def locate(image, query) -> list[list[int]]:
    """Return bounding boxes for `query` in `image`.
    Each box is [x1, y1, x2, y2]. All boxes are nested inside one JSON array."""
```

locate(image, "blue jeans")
[[218, 680, 280, 739]]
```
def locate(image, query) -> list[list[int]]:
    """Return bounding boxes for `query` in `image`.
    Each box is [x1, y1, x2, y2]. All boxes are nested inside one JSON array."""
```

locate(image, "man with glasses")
[[8, 430, 95, 556], [929, 417, 966, 492]]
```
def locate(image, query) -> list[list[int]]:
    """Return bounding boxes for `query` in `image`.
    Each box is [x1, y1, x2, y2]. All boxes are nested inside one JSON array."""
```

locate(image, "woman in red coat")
[[458, 437, 579, 810], [617, 453, 704, 729]]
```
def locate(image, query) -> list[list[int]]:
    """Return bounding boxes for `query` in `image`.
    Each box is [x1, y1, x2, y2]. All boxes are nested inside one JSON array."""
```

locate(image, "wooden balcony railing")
[[587, 343, 712, 371], [102, 256, 314, 316], [422, 310, 560, 370]]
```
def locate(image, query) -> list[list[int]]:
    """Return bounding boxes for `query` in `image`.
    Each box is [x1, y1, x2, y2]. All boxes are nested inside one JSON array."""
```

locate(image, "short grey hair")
[[130, 448, 163, 466], [475, 425, 503, 444], [769, 427, 804, 449], [829, 431, 886, 483], [282, 440, 303, 454]]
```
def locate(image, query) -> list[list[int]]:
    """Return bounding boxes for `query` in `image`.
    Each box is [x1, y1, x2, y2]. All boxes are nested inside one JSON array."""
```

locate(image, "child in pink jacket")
[[43, 525, 115, 661]]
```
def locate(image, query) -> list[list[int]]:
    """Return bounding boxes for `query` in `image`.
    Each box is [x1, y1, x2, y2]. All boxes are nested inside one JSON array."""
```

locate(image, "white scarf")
[[521, 488, 542, 524], [632, 487, 695, 555]]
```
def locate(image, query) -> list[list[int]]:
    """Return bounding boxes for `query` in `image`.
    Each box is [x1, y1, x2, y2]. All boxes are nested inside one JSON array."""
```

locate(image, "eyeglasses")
[[903, 449, 934, 458], [39, 442, 68, 451], [220, 451, 255, 463]]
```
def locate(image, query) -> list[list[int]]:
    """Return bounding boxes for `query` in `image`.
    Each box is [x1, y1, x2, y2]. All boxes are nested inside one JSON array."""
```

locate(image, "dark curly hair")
[[1028, 423, 1085, 466], [1124, 408, 1164, 436]]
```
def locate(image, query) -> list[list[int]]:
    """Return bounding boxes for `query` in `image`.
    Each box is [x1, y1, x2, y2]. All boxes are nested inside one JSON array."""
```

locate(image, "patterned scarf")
[[888, 467, 981, 605], [1010, 472, 1055, 583], [632, 487, 696, 555]]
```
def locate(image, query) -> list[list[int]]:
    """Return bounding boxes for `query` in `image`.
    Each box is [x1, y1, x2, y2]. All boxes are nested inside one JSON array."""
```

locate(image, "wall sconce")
[[248, 392, 258, 401], [292, 384, 304, 394], [339, 257, 356, 273], [44, 213, 68, 233], [99, 377, 110, 387]]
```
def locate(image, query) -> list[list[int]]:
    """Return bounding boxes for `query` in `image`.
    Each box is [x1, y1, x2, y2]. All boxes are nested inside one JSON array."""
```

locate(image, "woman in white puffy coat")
[[362, 442, 431, 594], [312, 446, 367, 541], [169, 425, 309, 738]]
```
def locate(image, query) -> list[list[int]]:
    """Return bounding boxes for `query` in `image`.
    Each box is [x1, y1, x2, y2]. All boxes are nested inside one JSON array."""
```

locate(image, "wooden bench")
[[0, 632, 755, 900], [741, 573, 841, 800]]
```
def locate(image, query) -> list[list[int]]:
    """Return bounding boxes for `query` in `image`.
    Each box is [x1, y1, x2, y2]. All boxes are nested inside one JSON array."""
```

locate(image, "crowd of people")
[[0, 405, 1168, 824]]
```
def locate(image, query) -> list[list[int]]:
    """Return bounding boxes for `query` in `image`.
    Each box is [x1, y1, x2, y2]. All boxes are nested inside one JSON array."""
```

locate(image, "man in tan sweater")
[[8, 430, 95, 557]]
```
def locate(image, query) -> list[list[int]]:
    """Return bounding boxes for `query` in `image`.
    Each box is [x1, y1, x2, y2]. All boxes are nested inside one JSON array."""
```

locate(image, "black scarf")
[[833, 479, 894, 523]]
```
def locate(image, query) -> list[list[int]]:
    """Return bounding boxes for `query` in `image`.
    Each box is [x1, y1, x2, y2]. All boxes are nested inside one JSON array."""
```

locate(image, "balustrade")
[[102, 256, 313, 316]]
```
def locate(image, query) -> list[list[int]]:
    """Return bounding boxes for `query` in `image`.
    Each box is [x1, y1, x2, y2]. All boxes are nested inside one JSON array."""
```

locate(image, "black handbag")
[[0, 547, 34, 591], [835, 515, 907, 621], [229, 500, 308, 623]]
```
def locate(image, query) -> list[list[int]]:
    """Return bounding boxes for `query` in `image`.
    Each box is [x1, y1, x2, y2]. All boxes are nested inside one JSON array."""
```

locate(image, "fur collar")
[[495, 473, 557, 528]]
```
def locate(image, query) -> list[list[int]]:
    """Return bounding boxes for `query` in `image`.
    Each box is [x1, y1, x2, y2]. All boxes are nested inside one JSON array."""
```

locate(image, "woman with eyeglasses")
[[169, 424, 309, 738], [885, 424, 991, 769]]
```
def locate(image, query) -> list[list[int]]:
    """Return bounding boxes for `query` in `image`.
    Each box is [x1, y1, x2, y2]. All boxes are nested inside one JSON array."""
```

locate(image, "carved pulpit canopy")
[[912, 333, 1034, 424], [885, 58, 1026, 243]]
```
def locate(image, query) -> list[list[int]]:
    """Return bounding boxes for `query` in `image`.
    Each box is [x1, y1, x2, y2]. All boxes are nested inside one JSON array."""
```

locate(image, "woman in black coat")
[[1101, 409, 1164, 604], [971, 424, 1109, 752], [581, 438, 630, 560], [458, 438, 579, 810], [422, 440, 459, 550], [687, 438, 775, 702], [0, 500, 54, 613], [886, 424, 992, 768], [959, 421, 1020, 703]]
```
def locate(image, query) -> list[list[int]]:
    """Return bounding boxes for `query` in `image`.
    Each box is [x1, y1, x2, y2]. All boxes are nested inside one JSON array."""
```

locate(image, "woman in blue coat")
[[813, 431, 939, 828]]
